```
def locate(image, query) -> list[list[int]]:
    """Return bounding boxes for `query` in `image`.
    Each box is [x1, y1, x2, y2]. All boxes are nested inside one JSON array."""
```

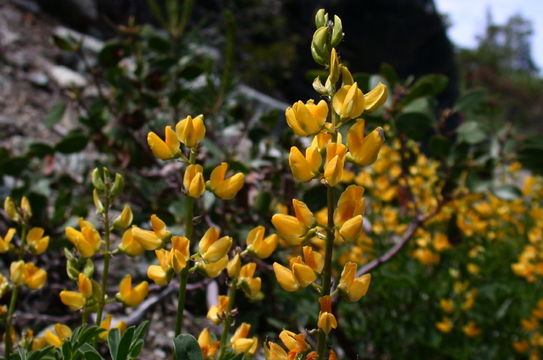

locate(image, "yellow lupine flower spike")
[[0, 228, 16, 253], [289, 144, 322, 182], [147, 126, 181, 160], [332, 82, 365, 119], [27, 227, 49, 255], [208, 162, 245, 200], [338, 262, 371, 301], [175, 115, 206, 148], [285, 99, 328, 137], [116, 274, 149, 307], [183, 164, 206, 198]]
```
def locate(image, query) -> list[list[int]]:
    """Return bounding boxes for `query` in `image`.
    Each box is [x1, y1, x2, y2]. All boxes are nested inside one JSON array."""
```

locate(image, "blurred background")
[[1, 0, 543, 358]]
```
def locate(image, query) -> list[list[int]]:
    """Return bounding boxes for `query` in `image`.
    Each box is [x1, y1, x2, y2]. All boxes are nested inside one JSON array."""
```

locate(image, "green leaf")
[[453, 89, 486, 113], [44, 103, 66, 128], [108, 328, 121, 360], [173, 334, 203, 360], [133, 321, 150, 342], [79, 344, 105, 360], [491, 185, 521, 200], [380, 63, 399, 86], [51, 34, 77, 52], [55, 133, 89, 154], [27, 143, 55, 158], [428, 136, 450, 158], [456, 121, 487, 144], [395, 112, 434, 141], [99, 42, 126, 68], [518, 136, 543, 173], [0, 156, 29, 176], [401, 74, 448, 104]]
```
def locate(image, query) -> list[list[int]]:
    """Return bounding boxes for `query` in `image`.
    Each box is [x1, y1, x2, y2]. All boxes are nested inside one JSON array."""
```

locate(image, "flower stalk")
[[96, 179, 111, 326], [217, 280, 237, 360]]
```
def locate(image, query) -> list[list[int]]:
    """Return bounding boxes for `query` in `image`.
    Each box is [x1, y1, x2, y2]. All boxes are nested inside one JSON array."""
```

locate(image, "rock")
[[26, 71, 49, 88], [46, 64, 87, 88]]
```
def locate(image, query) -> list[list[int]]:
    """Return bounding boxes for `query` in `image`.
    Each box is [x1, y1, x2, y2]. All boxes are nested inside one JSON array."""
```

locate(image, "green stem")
[[217, 281, 237, 360], [96, 185, 111, 326], [174, 149, 197, 335], [4, 285, 20, 358], [5, 223, 28, 357], [317, 109, 339, 360]]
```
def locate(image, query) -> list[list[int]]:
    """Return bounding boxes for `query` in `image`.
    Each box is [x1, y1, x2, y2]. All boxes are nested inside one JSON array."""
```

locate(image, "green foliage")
[[173, 334, 203, 360]]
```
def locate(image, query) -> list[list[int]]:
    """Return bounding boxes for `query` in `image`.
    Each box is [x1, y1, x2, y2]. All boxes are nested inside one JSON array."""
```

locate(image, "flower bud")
[[314, 9, 328, 28], [170, 236, 190, 273], [10, 260, 25, 285], [20, 196, 32, 219], [183, 164, 206, 198], [227, 253, 241, 278], [78, 273, 92, 298], [110, 173, 124, 197], [285, 100, 328, 137], [92, 189, 104, 214], [340, 65, 354, 86], [4, 197, 19, 222], [91, 168, 105, 191], [331, 15, 343, 46], [311, 26, 330, 65], [175, 115, 206, 148], [339, 215, 363, 242]]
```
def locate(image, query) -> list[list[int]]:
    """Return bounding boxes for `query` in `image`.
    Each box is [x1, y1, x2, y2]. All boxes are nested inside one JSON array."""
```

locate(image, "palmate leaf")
[[173, 334, 203, 360]]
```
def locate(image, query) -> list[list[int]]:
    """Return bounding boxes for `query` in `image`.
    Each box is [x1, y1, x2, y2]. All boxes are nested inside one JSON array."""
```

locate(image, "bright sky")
[[434, 0, 543, 70]]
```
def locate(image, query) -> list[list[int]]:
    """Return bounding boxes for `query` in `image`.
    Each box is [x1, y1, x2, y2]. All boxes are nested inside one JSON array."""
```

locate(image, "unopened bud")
[[312, 76, 328, 95], [93, 189, 104, 214], [20, 196, 32, 220], [315, 9, 328, 28], [91, 168, 105, 191], [110, 173, 124, 197], [113, 205, 133, 230], [331, 15, 343, 47], [311, 27, 330, 66], [340, 65, 353, 85], [3, 197, 19, 222]]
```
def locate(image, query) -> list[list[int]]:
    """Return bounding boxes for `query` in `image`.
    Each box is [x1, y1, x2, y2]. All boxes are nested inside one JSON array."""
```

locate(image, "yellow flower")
[[147, 126, 181, 160], [10, 260, 25, 284], [278, 330, 309, 353], [346, 120, 385, 166], [3, 197, 19, 222], [208, 162, 245, 200], [65, 218, 101, 258], [116, 274, 149, 307], [271, 199, 314, 245], [119, 227, 145, 256], [463, 322, 481, 337], [334, 185, 365, 226], [513, 340, 530, 353], [175, 115, 206, 148], [302, 246, 324, 273], [198, 328, 220, 358], [227, 254, 241, 278], [99, 314, 127, 340], [324, 142, 347, 187], [170, 236, 190, 273], [202, 255, 229, 278], [238, 263, 262, 299], [184, 164, 206, 198], [285, 99, 328, 136], [439, 299, 454, 313], [318, 296, 338, 334], [207, 295, 229, 324], [338, 262, 371, 301], [436, 317, 453, 333], [130, 226, 162, 251], [112, 205, 133, 230], [272, 262, 300, 292], [339, 216, 363, 242], [60, 290, 86, 311], [0, 274, 9, 298], [26, 227, 49, 255], [147, 249, 172, 285], [230, 323, 258, 355], [288, 145, 322, 182], [0, 228, 16, 253], [78, 273, 92, 298], [433, 233, 451, 252], [265, 342, 288, 360], [246, 226, 278, 259], [20, 196, 32, 219], [332, 83, 365, 119], [20, 262, 47, 289], [363, 82, 388, 112], [44, 324, 72, 347]]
